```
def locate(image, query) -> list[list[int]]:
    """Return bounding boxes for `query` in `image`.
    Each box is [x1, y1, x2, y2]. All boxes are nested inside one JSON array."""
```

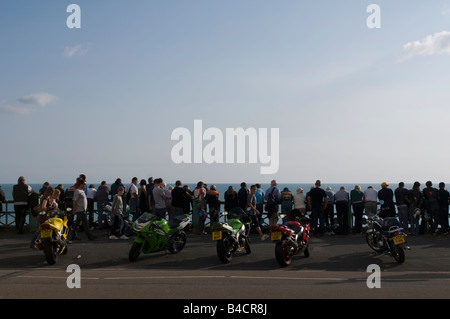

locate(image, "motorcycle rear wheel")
[[43, 240, 58, 265], [217, 238, 232, 264], [168, 231, 187, 254], [275, 241, 292, 267], [390, 242, 405, 264]]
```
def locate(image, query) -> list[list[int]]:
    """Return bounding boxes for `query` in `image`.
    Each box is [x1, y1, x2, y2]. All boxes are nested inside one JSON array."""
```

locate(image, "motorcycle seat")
[[168, 216, 189, 229]]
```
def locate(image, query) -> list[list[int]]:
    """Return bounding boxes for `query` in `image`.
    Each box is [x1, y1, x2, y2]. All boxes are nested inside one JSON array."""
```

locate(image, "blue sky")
[[1, 1, 450, 185]]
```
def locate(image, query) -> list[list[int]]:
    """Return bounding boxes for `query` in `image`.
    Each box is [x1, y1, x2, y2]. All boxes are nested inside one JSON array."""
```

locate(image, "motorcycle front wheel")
[[129, 242, 142, 262], [275, 241, 292, 267], [366, 232, 384, 252], [217, 238, 232, 264], [168, 231, 187, 254], [42, 240, 58, 265]]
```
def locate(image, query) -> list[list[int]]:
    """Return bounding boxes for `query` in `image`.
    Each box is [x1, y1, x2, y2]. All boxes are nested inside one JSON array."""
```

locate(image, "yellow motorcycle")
[[35, 208, 70, 265]]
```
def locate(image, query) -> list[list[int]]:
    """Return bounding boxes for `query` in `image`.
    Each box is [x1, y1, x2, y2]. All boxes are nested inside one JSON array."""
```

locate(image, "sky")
[[1, 0, 450, 185]]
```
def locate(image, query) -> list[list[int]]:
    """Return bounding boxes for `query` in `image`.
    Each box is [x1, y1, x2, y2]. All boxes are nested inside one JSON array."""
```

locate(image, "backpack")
[[265, 187, 279, 211]]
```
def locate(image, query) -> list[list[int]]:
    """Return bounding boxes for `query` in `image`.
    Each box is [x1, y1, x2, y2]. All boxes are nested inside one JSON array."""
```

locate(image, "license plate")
[[271, 231, 282, 241], [212, 231, 222, 241], [40, 229, 52, 238], [393, 235, 405, 245]]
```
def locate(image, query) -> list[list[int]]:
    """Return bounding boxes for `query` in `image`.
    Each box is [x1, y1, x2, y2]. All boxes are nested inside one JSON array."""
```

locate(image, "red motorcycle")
[[270, 209, 311, 267]]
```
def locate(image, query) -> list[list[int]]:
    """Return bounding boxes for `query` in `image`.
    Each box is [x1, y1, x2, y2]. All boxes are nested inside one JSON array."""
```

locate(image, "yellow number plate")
[[212, 231, 222, 241], [271, 231, 282, 241], [393, 235, 405, 245], [40, 229, 52, 238]]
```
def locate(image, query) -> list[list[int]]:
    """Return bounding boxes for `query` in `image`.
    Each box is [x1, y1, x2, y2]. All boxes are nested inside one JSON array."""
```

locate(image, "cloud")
[[63, 44, 88, 58], [17, 92, 58, 106], [398, 30, 450, 62], [0, 92, 58, 115]]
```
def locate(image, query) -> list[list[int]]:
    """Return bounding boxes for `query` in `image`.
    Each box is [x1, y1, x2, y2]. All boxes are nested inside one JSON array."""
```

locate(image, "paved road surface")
[[1, 229, 450, 300]]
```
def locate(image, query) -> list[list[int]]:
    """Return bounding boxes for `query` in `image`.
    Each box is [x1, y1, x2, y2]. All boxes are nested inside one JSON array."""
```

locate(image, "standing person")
[[293, 188, 307, 215], [407, 182, 424, 236], [110, 178, 123, 200], [171, 181, 190, 217], [86, 184, 97, 229], [238, 182, 249, 211], [255, 184, 265, 227], [109, 186, 128, 240], [165, 185, 173, 221], [205, 185, 222, 224], [307, 180, 329, 235], [193, 181, 207, 234], [395, 182, 410, 233], [12, 176, 33, 234], [247, 185, 269, 241], [138, 179, 149, 215], [423, 181, 440, 235], [264, 180, 281, 226], [280, 187, 293, 224], [350, 185, 364, 234], [152, 178, 167, 220], [224, 186, 239, 212], [146, 177, 155, 212], [127, 177, 139, 221], [438, 182, 449, 235], [39, 182, 50, 196], [182, 185, 193, 215], [324, 187, 335, 234], [55, 184, 65, 204], [334, 186, 349, 235], [96, 181, 110, 229], [70, 180, 95, 241], [378, 182, 395, 218], [363, 186, 378, 218]]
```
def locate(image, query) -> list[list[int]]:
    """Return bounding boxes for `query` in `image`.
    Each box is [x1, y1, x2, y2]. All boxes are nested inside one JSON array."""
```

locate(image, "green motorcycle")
[[211, 207, 251, 264], [129, 213, 190, 261]]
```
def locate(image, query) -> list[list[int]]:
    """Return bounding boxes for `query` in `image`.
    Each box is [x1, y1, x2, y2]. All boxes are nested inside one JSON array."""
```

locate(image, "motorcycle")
[[270, 209, 310, 267], [366, 212, 410, 264], [129, 212, 190, 261], [103, 203, 134, 237], [34, 208, 70, 265], [211, 207, 251, 264]]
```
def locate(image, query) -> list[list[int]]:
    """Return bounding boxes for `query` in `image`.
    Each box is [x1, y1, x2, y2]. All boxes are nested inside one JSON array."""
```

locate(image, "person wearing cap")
[[378, 182, 395, 218]]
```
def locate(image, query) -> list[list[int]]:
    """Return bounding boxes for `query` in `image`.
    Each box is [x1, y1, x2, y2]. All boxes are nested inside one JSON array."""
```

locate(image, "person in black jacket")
[[378, 182, 395, 218], [423, 181, 440, 235], [395, 182, 409, 233], [407, 182, 423, 236], [12, 176, 33, 234], [438, 182, 449, 234]]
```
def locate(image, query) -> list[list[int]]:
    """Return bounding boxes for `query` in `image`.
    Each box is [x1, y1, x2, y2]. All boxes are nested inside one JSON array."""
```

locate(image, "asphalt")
[[1, 227, 450, 300]]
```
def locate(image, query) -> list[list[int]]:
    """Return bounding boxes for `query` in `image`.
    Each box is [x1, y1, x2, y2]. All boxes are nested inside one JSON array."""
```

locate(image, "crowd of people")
[[6, 175, 450, 244]]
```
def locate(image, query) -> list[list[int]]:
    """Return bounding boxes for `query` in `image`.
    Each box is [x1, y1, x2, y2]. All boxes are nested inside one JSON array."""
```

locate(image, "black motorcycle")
[[365, 212, 410, 264]]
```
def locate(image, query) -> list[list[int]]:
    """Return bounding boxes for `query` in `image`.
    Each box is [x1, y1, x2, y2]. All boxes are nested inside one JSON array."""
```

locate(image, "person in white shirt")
[[363, 186, 378, 217], [293, 188, 306, 215], [127, 177, 139, 221]]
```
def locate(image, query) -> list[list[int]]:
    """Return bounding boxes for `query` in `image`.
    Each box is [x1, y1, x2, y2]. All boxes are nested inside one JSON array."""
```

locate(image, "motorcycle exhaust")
[[52, 236, 66, 247], [286, 237, 299, 250]]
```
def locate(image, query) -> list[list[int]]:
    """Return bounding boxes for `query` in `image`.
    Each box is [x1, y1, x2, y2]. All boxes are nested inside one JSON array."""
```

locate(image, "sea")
[[0, 182, 417, 226]]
